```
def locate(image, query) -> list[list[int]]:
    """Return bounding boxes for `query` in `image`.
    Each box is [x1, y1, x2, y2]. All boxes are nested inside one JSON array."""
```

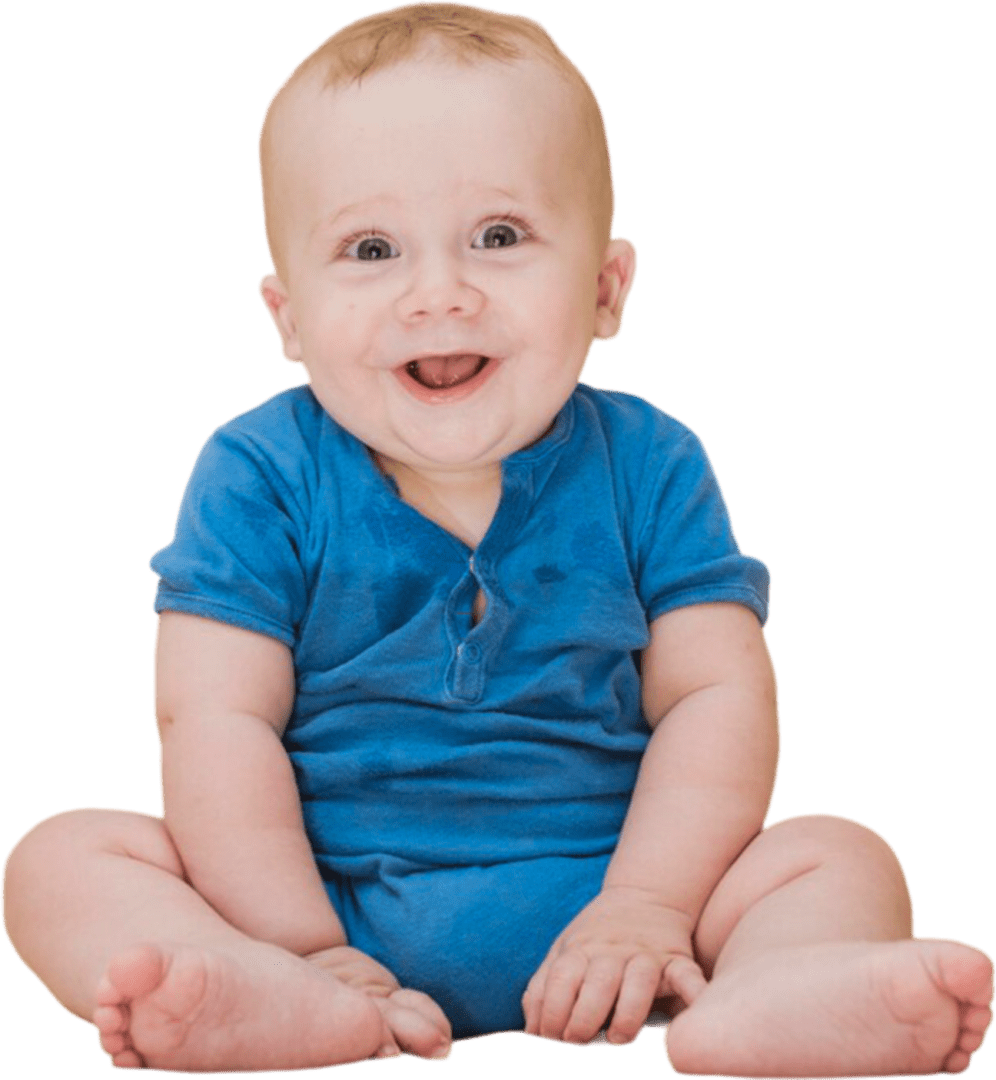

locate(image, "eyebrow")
[[310, 196, 403, 240], [309, 186, 538, 239]]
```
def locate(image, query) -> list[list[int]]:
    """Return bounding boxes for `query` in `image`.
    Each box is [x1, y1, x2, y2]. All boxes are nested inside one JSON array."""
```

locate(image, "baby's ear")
[[593, 240, 636, 339], [261, 276, 303, 361]]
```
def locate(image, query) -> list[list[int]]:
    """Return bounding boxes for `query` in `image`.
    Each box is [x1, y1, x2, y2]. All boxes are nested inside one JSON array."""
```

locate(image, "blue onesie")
[[151, 382, 768, 1037]]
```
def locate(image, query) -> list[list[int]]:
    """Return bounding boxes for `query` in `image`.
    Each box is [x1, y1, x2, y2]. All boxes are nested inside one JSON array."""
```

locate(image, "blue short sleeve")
[[634, 430, 769, 625], [151, 421, 310, 647]]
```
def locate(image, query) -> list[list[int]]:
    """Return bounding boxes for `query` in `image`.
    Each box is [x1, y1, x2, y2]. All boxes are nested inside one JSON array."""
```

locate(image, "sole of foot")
[[93, 940, 387, 1070], [666, 939, 992, 1076]]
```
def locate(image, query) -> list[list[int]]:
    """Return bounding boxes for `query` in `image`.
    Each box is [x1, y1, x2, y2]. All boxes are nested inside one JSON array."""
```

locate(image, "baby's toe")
[[943, 1048, 971, 1073], [111, 1047, 145, 1069], [94, 1003, 127, 1035], [962, 1004, 991, 1034], [99, 1028, 128, 1055], [94, 972, 125, 1008]]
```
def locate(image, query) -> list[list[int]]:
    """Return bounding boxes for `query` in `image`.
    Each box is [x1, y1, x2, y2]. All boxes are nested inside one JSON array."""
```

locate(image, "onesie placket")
[[442, 404, 574, 703], [442, 466, 530, 704], [365, 400, 576, 707]]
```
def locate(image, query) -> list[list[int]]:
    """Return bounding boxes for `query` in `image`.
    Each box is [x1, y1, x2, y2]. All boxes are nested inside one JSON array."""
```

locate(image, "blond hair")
[[260, 4, 612, 279]]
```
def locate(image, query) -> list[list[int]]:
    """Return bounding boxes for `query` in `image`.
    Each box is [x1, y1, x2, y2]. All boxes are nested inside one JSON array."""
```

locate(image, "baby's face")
[[263, 55, 632, 479]]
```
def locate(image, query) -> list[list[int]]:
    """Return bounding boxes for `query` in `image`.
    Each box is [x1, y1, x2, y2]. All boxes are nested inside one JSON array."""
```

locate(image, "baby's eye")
[[473, 219, 529, 250], [343, 234, 399, 261]]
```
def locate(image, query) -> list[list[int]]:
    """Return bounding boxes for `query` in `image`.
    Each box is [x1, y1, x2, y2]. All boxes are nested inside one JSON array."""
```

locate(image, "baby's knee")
[[765, 814, 905, 882], [5, 809, 183, 893]]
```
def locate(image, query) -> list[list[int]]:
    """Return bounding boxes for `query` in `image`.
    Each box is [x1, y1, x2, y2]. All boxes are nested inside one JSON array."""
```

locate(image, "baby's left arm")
[[523, 601, 777, 1043]]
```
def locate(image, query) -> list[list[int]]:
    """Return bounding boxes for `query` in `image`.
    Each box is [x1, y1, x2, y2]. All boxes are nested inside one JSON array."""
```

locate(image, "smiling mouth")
[[405, 355, 489, 389]]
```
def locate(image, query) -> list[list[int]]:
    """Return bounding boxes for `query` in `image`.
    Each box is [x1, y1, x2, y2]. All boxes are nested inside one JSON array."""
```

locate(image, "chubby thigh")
[[326, 853, 611, 1037]]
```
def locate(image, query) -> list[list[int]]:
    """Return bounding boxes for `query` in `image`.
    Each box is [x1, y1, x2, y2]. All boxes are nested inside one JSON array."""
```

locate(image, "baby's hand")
[[522, 886, 706, 1044], [305, 945, 451, 1059]]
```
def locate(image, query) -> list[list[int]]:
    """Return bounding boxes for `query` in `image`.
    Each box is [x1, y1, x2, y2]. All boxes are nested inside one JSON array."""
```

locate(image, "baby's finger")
[[371, 1006, 400, 1059], [374, 1035, 401, 1060], [561, 956, 625, 1043], [605, 954, 661, 1044], [536, 951, 589, 1040], [378, 996, 451, 1059], [522, 958, 553, 1035], [662, 955, 707, 1006]]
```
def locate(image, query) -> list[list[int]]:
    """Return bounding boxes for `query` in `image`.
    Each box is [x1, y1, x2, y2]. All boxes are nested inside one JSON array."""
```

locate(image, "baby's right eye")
[[342, 234, 400, 261]]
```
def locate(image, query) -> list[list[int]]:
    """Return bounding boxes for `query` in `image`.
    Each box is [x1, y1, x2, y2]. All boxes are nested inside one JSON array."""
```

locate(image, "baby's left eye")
[[347, 235, 399, 261], [473, 221, 527, 249]]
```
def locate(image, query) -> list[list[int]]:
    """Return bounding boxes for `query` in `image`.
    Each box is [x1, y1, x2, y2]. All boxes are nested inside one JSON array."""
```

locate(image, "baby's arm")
[[158, 611, 452, 1055], [523, 601, 777, 1042], [160, 611, 428, 974], [156, 611, 346, 956]]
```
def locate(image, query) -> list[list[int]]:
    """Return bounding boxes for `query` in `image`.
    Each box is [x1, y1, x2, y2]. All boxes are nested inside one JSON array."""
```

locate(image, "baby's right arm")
[[157, 611, 453, 1057], [156, 611, 346, 957]]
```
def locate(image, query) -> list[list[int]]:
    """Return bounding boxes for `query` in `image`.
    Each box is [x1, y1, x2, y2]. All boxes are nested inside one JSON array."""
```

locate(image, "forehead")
[[271, 56, 588, 231]]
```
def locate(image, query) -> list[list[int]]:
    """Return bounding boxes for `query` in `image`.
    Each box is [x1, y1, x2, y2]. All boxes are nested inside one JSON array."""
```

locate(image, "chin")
[[387, 418, 508, 465], [396, 434, 509, 473]]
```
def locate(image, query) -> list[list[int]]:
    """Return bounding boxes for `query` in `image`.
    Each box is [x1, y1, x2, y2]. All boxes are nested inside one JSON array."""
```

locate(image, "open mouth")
[[394, 353, 500, 404], [404, 354, 490, 390]]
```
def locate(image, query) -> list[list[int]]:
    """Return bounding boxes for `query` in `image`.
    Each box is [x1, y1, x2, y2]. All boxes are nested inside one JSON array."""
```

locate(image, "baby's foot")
[[92, 940, 385, 1070], [666, 939, 992, 1076]]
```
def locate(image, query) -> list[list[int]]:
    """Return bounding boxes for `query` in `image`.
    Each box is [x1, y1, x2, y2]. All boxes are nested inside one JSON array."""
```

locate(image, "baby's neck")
[[373, 455, 502, 550]]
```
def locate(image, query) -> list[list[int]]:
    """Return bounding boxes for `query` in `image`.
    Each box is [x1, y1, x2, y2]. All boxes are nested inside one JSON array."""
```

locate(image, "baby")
[[4, 4, 992, 1075]]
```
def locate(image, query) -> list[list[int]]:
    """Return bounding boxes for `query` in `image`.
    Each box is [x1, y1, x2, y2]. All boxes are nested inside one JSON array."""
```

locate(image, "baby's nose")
[[394, 257, 484, 323]]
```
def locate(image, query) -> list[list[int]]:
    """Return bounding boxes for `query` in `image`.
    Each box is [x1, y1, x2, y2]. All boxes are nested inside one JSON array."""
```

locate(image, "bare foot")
[[92, 940, 386, 1070], [666, 939, 992, 1076]]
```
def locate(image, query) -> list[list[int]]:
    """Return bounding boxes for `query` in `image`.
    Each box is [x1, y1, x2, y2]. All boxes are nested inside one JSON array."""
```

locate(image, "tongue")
[[414, 355, 482, 388]]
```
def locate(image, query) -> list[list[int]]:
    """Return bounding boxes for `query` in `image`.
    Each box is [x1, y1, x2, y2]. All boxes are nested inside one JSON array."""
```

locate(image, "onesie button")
[[462, 642, 482, 663]]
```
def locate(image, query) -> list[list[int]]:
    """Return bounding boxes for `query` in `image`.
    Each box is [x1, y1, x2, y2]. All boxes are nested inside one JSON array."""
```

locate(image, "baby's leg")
[[4, 810, 385, 1069], [665, 816, 992, 1076]]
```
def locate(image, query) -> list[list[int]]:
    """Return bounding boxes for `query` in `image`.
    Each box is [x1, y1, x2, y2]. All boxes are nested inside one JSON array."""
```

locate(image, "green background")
[[3, 0, 989, 1075]]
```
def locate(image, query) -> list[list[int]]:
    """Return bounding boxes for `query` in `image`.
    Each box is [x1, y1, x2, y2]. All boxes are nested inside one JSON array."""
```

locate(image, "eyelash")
[[476, 214, 533, 246], [335, 214, 534, 260]]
